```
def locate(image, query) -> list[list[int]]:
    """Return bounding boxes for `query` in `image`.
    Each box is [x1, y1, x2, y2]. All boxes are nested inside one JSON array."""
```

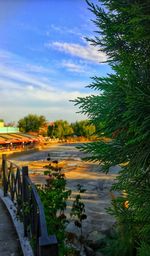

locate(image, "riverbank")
[[0, 140, 87, 160], [1, 143, 118, 255], [0, 141, 63, 159], [9, 144, 117, 234]]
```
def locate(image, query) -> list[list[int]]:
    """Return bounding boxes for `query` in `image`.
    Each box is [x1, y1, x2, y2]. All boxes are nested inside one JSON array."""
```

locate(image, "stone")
[[12, 144, 117, 253], [66, 222, 81, 239], [102, 225, 116, 238], [84, 245, 95, 256], [95, 252, 104, 256], [87, 231, 106, 249]]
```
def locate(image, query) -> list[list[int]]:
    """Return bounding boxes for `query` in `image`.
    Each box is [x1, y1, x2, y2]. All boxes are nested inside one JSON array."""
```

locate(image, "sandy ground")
[[10, 144, 118, 237]]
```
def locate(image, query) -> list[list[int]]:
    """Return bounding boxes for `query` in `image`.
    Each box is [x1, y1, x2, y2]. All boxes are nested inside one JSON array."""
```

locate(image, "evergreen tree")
[[74, 0, 150, 255]]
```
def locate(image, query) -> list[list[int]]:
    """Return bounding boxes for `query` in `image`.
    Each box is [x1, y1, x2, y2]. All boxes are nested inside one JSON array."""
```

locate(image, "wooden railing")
[[1, 154, 58, 256]]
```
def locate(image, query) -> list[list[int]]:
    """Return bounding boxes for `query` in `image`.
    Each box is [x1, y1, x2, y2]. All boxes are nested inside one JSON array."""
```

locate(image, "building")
[[0, 120, 19, 133], [0, 120, 39, 151]]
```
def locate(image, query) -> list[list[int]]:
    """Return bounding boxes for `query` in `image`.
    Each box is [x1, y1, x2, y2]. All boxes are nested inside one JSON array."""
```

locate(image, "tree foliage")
[[71, 120, 96, 138], [47, 120, 73, 139], [47, 119, 96, 139], [74, 0, 150, 255], [18, 114, 47, 132]]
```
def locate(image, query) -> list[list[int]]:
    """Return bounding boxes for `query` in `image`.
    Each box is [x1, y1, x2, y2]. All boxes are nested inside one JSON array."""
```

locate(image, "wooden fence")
[[1, 154, 58, 256]]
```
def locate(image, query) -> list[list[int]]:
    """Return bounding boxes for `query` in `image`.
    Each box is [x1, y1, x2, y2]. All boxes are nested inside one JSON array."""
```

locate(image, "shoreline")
[[0, 142, 63, 159], [0, 142, 116, 241], [0, 140, 90, 160]]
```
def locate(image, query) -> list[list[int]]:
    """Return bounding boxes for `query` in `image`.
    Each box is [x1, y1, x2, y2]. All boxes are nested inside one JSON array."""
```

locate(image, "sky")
[[0, 0, 111, 124]]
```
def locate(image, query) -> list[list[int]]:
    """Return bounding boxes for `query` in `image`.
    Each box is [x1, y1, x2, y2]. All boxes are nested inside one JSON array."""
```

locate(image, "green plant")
[[137, 242, 150, 256], [103, 195, 138, 256], [70, 184, 87, 242], [38, 163, 72, 256], [38, 161, 87, 255]]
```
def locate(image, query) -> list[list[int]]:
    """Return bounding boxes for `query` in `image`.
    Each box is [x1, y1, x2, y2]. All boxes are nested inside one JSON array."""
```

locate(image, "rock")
[[95, 252, 104, 256], [102, 225, 116, 238], [98, 221, 116, 234], [66, 222, 81, 239], [87, 231, 106, 249], [97, 181, 104, 191], [79, 246, 86, 256], [84, 245, 95, 256], [109, 165, 122, 174]]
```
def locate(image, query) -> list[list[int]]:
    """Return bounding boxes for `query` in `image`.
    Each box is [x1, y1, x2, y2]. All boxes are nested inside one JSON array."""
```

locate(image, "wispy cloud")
[[61, 60, 85, 73], [46, 24, 83, 37], [0, 79, 89, 122], [0, 50, 55, 90], [0, 64, 53, 91], [46, 41, 107, 63], [26, 64, 52, 74], [0, 49, 90, 122]]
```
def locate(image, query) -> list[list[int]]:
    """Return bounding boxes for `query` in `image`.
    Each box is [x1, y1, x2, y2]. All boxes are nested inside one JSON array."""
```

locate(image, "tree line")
[[18, 114, 98, 139]]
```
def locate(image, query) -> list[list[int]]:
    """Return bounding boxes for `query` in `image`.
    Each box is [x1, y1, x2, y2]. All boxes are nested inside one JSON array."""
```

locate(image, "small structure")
[[0, 119, 39, 151], [0, 120, 4, 127], [0, 120, 19, 134]]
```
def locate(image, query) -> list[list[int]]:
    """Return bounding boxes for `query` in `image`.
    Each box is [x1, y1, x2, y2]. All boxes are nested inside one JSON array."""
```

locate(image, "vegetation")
[[17, 114, 97, 140], [38, 165, 71, 255], [71, 120, 95, 138], [18, 114, 47, 132], [38, 160, 86, 256], [47, 120, 73, 139], [48, 119, 97, 139], [70, 184, 87, 241], [74, 0, 150, 255]]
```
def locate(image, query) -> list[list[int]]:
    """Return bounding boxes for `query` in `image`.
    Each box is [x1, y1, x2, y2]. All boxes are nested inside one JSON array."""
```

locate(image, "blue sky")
[[0, 0, 110, 124]]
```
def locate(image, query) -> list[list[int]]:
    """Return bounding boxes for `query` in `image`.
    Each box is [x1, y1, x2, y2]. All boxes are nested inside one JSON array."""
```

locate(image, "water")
[[10, 144, 85, 162], [10, 143, 121, 174]]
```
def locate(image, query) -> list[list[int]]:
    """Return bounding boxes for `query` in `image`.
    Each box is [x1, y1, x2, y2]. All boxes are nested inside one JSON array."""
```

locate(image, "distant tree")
[[39, 123, 49, 136], [52, 120, 64, 139], [47, 120, 73, 139], [18, 114, 47, 132], [47, 124, 54, 137], [71, 120, 96, 138]]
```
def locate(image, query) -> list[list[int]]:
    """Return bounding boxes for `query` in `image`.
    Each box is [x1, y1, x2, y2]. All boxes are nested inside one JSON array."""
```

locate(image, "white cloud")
[[0, 64, 54, 91], [46, 24, 83, 37], [0, 50, 55, 91], [61, 60, 85, 73], [0, 49, 53, 75], [0, 81, 89, 122], [0, 49, 90, 123], [47, 41, 107, 63], [25, 64, 52, 74]]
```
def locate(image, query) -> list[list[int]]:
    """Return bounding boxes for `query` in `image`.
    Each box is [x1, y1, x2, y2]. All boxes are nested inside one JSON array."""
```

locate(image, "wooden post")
[[39, 245, 58, 256], [2, 154, 8, 196], [22, 166, 29, 237], [39, 235, 58, 256]]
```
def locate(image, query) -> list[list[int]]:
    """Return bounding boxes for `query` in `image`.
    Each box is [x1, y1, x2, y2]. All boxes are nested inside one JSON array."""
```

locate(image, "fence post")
[[2, 154, 8, 196], [39, 235, 58, 256], [22, 166, 29, 237]]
